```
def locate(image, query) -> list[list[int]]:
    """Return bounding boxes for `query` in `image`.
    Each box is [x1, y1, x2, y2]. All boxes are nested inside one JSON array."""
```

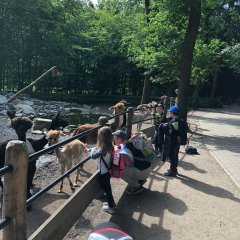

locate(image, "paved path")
[[65, 108, 240, 240], [192, 106, 240, 188]]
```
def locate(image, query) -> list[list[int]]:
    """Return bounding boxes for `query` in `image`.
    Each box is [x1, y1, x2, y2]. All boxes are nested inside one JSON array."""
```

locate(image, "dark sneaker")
[[138, 179, 147, 186], [102, 203, 117, 214], [102, 205, 117, 214], [126, 186, 144, 195], [164, 170, 178, 177]]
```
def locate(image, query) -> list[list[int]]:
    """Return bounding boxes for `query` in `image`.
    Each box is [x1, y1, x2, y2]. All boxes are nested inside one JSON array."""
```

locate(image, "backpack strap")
[[100, 156, 111, 171]]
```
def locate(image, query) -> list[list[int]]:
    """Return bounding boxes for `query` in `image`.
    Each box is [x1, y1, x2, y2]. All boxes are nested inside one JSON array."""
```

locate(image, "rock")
[[32, 118, 52, 131], [16, 104, 36, 115], [0, 94, 7, 104], [70, 107, 82, 113], [83, 104, 91, 110]]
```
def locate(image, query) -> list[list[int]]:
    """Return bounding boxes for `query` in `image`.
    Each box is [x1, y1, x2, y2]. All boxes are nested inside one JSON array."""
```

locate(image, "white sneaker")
[[103, 202, 108, 206], [102, 205, 117, 214]]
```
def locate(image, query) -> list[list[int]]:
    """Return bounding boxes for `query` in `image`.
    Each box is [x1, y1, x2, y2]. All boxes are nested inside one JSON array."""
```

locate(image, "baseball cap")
[[88, 222, 133, 240], [156, 104, 164, 110], [167, 106, 179, 114], [112, 130, 126, 140]]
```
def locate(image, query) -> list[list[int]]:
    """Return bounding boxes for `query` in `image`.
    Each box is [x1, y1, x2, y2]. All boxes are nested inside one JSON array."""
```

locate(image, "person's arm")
[[90, 147, 107, 159]]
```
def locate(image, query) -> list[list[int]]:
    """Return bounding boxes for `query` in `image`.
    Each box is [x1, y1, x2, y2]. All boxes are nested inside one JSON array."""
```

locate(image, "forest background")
[[0, 0, 240, 117]]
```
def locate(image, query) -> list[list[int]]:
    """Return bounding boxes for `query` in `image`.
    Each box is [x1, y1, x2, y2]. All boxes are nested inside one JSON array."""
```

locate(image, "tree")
[[178, 0, 201, 120]]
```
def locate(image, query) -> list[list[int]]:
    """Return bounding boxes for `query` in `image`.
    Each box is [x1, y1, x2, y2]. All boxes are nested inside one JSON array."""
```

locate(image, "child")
[[164, 106, 181, 176], [153, 104, 166, 157], [90, 126, 116, 214]]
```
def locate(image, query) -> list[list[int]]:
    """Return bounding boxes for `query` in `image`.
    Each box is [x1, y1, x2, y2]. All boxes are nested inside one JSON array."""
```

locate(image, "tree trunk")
[[140, 0, 151, 104], [141, 74, 151, 104], [192, 78, 201, 109], [210, 70, 218, 98], [178, 0, 201, 120]]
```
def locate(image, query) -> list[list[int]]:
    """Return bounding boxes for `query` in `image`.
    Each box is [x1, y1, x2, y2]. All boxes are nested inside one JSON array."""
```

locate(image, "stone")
[[32, 118, 52, 131]]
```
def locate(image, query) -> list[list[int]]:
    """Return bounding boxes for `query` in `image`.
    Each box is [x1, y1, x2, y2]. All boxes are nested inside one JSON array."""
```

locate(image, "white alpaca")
[[133, 106, 152, 132], [46, 130, 86, 193]]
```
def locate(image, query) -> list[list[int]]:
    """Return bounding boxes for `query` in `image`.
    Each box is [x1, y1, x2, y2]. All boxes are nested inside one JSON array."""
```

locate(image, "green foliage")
[[0, 0, 239, 102], [198, 97, 223, 108], [192, 38, 225, 84], [221, 43, 240, 73]]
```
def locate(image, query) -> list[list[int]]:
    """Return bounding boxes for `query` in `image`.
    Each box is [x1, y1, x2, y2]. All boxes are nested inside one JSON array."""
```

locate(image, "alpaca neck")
[[27, 136, 48, 152], [54, 143, 62, 159], [18, 134, 26, 142]]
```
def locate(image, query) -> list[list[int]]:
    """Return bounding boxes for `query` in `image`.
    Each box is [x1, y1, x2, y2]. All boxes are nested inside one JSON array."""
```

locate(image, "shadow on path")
[[176, 174, 240, 203], [110, 189, 188, 240]]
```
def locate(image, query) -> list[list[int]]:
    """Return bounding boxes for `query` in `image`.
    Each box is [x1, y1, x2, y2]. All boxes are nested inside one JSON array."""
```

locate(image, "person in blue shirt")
[[163, 106, 181, 177]]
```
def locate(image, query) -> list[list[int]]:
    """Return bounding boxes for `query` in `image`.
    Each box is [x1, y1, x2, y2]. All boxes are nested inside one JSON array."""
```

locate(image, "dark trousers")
[[99, 172, 114, 208], [169, 144, 180, 173]]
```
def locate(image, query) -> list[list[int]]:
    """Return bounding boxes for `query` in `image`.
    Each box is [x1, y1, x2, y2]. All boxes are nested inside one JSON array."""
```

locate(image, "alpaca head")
[[46, 130, 61, 146], [11, 117, 33, 139], [109, 102, 126, 116], [48, 111, 68, 130]]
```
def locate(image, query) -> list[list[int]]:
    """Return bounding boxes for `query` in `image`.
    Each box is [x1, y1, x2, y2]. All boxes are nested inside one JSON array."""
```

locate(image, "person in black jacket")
[[163, 106, 181, 177], [112, 130, 152, 195]]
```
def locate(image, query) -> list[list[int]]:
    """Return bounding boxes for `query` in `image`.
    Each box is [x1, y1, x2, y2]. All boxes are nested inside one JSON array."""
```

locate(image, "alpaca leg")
[[66, 163, 75, 192], [28, 160, 37, 188], [58, 180, 64, 193], [67, 176, 75, 192], [58, 164, 65, 193], [74, 168, 83, 187], [137, 123, 140, 132]]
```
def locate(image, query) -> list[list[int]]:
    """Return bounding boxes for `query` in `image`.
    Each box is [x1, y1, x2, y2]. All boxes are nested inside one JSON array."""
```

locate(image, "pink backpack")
[[109, 148, 125, 178]]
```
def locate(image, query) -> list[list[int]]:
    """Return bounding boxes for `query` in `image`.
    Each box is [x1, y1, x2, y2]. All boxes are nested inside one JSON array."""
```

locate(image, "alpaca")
[[109, 100, 127, 129], [71, 124, 98, 145], [46, 130, 86, 193], [132, 106, 152, 132], [110, 100, 152, 132]]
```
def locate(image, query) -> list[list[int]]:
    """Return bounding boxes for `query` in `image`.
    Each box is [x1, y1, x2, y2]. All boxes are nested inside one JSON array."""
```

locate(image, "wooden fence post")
[[3, 140, 28, 240], [126, 107, 134, 140]]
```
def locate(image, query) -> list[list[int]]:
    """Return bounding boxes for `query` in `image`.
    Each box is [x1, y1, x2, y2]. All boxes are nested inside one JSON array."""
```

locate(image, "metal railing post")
[[3, 140, 28, 240]]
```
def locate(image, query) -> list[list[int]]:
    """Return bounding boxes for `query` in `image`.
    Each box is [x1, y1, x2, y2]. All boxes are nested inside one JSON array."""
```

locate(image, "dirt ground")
[[1, 110, 240, 240]]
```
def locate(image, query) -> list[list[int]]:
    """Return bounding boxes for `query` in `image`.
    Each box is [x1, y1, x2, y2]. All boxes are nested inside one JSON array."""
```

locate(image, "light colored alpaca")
[[109, 100, 152, 132], [133, 106, 152, 131], [46, 130, 86, 193]]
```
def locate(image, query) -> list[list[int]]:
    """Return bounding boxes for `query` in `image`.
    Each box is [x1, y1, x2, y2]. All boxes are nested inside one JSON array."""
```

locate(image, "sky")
[[91, 0, 98, 5]]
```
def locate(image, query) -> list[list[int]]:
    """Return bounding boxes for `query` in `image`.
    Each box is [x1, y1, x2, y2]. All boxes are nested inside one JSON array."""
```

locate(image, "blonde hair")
[[96, 126, 114, 153]]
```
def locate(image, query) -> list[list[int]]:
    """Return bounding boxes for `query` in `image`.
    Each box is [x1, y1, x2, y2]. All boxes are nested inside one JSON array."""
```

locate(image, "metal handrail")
[[0, 217, 11, 230], [0, 165, 13, 178]]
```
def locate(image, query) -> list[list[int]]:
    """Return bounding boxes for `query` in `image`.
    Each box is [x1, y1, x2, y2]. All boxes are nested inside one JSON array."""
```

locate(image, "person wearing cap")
[[88, 222, 133, 240], [163, 105, 181, 176], [112, 130, 151, 194], [153, 104, 166, 158]]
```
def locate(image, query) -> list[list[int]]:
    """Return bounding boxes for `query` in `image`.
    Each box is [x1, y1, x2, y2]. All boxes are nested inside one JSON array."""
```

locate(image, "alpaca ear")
[[43, 128, 48, 135]]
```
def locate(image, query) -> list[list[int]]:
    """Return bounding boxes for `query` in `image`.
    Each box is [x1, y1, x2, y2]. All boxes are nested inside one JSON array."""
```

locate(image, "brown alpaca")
[[109, 101, 126, 129], [71, 124, 98, 145], [46, 130, 86, 193]]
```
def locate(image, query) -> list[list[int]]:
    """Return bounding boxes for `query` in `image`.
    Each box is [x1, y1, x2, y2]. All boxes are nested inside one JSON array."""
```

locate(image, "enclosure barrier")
[[0, 106, 155, 239]]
